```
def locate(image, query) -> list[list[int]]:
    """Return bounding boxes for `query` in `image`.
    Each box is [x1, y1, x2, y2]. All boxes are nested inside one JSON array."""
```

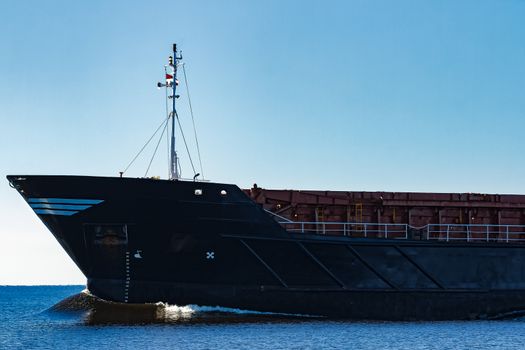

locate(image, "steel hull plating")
[[8, 175, 525, 320], [88, 279, 525, 320]]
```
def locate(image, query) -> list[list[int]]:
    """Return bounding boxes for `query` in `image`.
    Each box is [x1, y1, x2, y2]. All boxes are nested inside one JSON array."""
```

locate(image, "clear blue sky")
[[1, 0, 524, 284]]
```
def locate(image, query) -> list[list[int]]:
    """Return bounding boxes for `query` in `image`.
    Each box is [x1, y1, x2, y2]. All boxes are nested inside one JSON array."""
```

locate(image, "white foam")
[[162, 304, 196, 315], [160, 303, 316, 318]]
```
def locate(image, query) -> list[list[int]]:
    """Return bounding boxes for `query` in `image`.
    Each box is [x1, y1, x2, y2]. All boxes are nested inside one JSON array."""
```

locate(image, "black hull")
[[87, 279, 525, 320], [8, 175, 525, 320]]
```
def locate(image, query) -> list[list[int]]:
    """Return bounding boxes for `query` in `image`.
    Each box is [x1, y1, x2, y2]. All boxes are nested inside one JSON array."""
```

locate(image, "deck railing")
[[279, 221, 409, 239], [426, 224, 525, 243], [277, 220, 525, 243]]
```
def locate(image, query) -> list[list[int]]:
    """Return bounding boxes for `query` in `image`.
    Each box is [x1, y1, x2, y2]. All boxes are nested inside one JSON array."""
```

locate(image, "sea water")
[[1, 285, 524, 349]]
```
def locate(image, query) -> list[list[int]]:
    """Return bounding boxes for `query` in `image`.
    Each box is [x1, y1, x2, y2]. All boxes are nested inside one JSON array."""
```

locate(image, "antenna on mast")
[[157, 44, 182, 180]]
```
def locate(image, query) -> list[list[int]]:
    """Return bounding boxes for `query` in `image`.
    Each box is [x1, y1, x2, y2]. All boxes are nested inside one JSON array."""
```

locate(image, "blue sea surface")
[[1, 285, 525, 349]]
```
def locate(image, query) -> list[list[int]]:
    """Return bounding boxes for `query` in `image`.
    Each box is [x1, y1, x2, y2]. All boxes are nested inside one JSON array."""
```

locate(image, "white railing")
[[279, 221, 409, 239], [278, 221, 525, 243], [426, 224, 525, 243]]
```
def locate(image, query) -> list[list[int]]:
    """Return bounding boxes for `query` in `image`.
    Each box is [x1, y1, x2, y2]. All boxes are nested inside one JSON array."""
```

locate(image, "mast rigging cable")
[[145, 117, 169, 177], [182, 64, 204, 179], [122, 115, 170, 175], [175, 111, 197, 175]]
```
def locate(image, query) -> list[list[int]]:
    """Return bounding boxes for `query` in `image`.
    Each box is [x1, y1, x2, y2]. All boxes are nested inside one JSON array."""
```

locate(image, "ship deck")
[[245, 186, 525, 243]]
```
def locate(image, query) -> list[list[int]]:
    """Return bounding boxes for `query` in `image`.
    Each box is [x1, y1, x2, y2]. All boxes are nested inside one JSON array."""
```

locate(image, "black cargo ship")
[[8, 45, 525, 320]]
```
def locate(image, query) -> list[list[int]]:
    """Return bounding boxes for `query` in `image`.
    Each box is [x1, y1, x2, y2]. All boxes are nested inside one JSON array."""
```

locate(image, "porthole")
[[220, 190, 227, 196], [195, 189, 203, 196]]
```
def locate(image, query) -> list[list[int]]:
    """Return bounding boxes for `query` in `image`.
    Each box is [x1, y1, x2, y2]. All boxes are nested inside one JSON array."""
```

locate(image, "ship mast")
[[168, 44, 182, 180], [122, 43, 203, 180]]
